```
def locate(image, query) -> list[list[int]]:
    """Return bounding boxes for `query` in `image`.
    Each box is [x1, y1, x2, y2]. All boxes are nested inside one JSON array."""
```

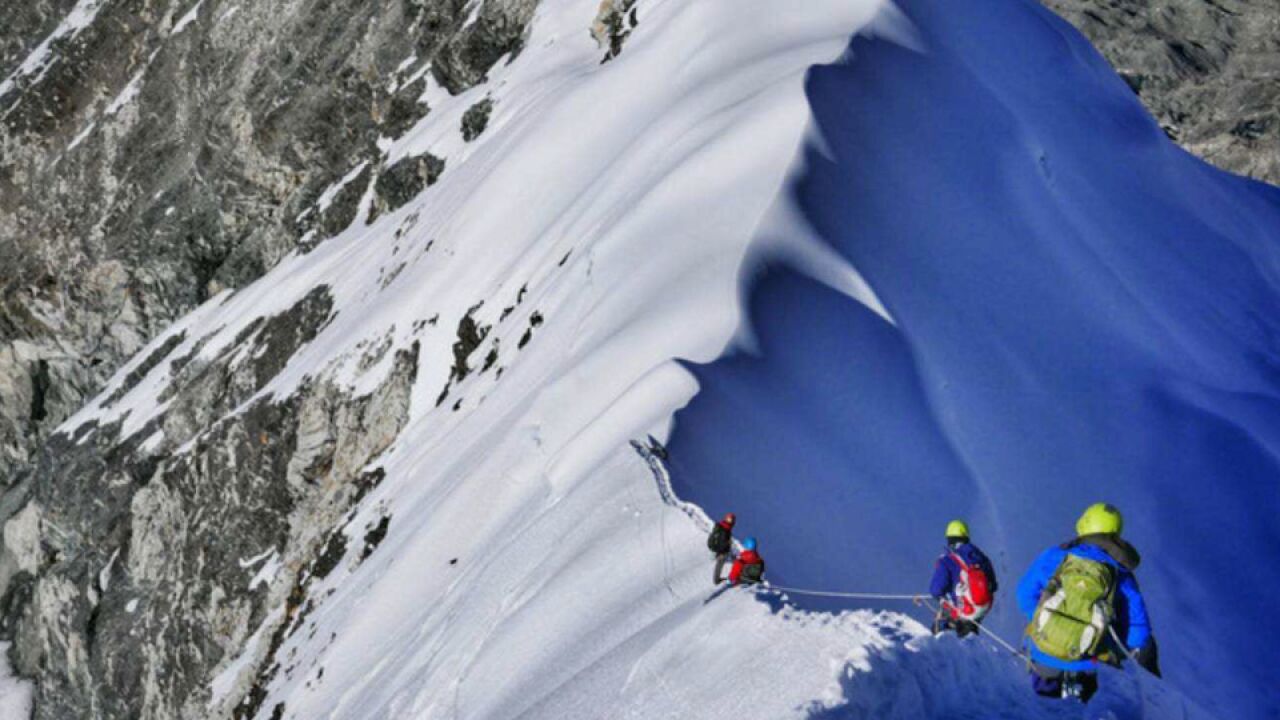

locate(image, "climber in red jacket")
[[728, 536, 765, 585]]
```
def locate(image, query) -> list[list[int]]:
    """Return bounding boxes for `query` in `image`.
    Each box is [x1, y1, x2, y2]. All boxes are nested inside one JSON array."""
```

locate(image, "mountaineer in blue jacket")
[[1017, 503, 1159, 702], [928, 520, 997, 637]]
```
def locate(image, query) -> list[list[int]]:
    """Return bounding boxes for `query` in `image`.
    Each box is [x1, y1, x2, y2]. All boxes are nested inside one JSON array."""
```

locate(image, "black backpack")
[[707, 524, 731, 554], [738, 558, 764, 584]]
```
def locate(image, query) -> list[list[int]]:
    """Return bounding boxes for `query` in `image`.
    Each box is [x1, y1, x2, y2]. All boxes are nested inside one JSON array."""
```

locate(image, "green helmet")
[[1076, 502, 1123, 537], [945, 519, 970, 540]]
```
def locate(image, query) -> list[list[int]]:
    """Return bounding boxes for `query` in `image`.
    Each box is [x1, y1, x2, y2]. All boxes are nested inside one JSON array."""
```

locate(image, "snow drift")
[[668, 0, 1280, 718]]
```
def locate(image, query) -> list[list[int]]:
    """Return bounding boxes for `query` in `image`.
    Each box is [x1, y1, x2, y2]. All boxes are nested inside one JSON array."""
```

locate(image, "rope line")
[[632, 440, 1128, 694], [979, 622, 1025, 659], [759, 584, 920, 601], [914, 595, 1026, 661], [1109, 625, 1152, 720], [757, 583, 1028, 662], [1107, 625, 1141, 665]]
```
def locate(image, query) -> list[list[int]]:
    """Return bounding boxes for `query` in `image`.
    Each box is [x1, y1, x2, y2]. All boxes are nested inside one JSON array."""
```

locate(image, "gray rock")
[[1043, 0, 1280, 185], [461, 98, 494, 142], [432, 0, 539, 94], [1, 287, 419, 718], [0, 0, 79, 81], [369, 152, 446, 223], [0, 0, 542, 487], [591, 0, 639, 63]]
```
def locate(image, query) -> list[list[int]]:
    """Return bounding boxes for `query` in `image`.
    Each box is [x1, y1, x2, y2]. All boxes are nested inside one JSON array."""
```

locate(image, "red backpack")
[[948, 552, 993, 621]]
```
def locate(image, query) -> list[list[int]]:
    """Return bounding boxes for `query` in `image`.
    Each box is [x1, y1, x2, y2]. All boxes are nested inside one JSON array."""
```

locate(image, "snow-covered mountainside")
[[3, 0, 1277, 504], [669, 1, 1280, 718], [0, 0, 1277, 719]]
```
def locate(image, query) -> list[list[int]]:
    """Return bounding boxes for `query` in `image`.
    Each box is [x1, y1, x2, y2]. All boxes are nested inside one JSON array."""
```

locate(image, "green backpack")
[[1026, 554, 1117, 661]]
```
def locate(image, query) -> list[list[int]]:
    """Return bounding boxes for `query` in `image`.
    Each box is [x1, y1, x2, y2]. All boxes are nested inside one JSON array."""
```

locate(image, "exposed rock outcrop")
[[0, 287, 420, 718], [0, 0, 539, 486], [1044, 0, 1280, 185]]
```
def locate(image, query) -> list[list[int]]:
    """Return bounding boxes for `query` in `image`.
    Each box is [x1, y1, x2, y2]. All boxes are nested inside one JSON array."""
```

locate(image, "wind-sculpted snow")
[[3, 0, 965, 717], [667, 0, 1280, 718]]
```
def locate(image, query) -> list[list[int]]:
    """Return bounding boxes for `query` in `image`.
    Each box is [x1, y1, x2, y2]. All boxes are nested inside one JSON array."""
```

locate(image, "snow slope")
[[3, 0, 1265, 716], [667, 0, 1280, 718], [36, 0, 1016, 717], [0, 644, 31, 720]]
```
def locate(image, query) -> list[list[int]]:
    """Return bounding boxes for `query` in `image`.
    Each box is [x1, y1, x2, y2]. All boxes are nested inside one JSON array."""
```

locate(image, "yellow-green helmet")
[[945, 519, 970, 540], [1076, 502, 1123, 537]]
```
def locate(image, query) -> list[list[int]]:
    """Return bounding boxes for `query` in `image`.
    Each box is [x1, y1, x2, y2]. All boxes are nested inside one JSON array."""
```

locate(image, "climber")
[[707, 512, 736, 584], [1017, 502, 1158, 702], [727, 536, 765, 586], [928, 519, 997, 637]]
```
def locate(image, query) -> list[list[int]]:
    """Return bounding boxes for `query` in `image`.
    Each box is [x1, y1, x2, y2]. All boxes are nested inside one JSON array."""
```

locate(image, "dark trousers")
[[713, 552, 729, 584], [932, 611, 980, 638], [1030, 662, 1098, 702]]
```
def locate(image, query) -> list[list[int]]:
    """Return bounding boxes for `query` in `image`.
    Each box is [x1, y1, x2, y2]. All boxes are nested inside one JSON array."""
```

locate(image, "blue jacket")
[[1016, 538, 1152, 671], [930, 542, 998, 603]]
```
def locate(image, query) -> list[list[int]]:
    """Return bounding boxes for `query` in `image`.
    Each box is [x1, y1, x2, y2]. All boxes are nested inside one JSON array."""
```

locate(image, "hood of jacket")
[[1064, 534, 1141, 572]]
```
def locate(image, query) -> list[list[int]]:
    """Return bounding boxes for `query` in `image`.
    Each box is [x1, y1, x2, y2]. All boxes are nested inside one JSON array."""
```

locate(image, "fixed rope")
[[757, 584, 1027, 660], [915, 595, 1026, 661], [1108, 625, 1153, 719], [758, 584, 920, 601]]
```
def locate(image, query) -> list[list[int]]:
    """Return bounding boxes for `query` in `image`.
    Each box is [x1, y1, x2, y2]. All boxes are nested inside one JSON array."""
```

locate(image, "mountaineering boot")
[[1031, 666, 1098, 703], [1061, 672, 1098, 702]]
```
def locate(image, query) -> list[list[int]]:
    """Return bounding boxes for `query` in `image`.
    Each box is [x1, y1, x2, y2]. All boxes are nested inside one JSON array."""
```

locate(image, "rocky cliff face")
[[0, 0, 542, 717], [0, 0, 535, 486], [3, 296, 420, 718], [1044, 0, 1280, 185]]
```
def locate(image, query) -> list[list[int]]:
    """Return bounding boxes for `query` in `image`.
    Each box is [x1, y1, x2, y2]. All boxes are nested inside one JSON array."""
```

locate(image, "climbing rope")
[[759, 584, 920, 601], [1106, 625, 1141, 665], [755, 582, 1029, 662], [1108, 625, 1154, 719], [915, 595, 1027, 661]]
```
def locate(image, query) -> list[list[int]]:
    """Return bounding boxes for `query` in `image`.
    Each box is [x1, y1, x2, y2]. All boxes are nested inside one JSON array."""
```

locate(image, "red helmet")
[[722, 512, 736, 526]]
